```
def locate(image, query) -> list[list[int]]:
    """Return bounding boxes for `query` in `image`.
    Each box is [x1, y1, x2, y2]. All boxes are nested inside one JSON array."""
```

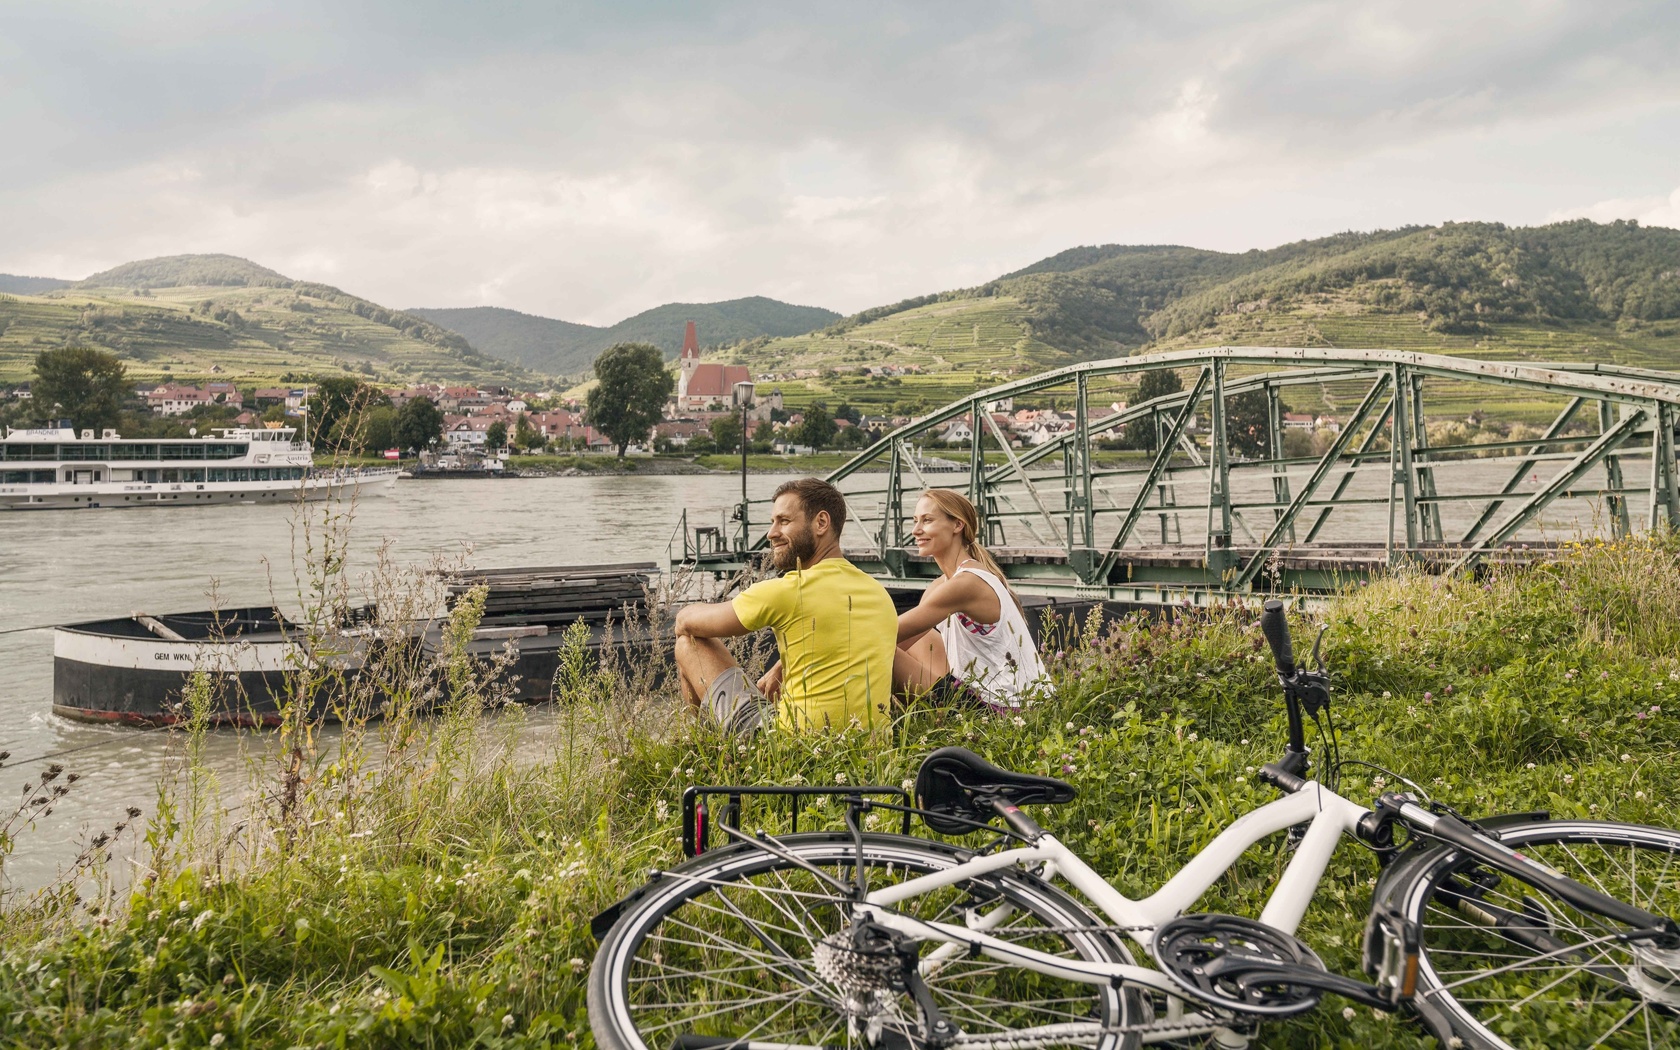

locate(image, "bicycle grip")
[[1260, 600, 1295, 677]]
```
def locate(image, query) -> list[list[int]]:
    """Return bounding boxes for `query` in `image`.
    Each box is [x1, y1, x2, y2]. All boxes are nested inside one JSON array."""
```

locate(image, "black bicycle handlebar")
[[1260, 599, 1296, 678]]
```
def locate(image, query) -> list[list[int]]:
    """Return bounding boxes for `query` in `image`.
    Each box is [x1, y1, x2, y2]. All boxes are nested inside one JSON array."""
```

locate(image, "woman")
[[893, 489, 1048, 711]]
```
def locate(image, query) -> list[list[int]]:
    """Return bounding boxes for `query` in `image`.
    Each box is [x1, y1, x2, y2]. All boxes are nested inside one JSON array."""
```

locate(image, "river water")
[[0, 473, 787, 893], [0, 458, 1639, 893]]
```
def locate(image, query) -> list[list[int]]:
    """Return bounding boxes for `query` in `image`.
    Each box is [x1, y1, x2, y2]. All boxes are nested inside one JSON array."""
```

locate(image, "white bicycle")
[[589, 602, 1680, 1049]]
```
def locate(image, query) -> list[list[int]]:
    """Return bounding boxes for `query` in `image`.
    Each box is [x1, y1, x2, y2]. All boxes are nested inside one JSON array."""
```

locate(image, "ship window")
[[59, 444, 109, 461], [209, 469, 227, 482], [3, 444, 59, 461], [110, 443, 159, 460]]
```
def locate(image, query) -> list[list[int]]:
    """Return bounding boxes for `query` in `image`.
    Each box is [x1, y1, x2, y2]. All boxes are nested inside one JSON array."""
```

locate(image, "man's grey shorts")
[[705, 666, 775, 735]]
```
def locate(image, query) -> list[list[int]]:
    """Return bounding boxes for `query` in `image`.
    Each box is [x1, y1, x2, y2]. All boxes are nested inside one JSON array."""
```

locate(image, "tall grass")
[[1, 534, 1677, 1048]]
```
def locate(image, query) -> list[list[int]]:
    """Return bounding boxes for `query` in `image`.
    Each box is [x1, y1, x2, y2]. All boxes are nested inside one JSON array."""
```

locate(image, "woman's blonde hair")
[[918, 489, 1023, 616]]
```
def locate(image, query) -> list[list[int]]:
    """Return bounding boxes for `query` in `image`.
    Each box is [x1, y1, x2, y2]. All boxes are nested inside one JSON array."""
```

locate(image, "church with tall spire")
[[673, 320, 752, 413]]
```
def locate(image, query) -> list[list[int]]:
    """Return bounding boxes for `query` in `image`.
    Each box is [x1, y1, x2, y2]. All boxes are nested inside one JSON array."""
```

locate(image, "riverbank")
[[3, 539, 1676, 1046]]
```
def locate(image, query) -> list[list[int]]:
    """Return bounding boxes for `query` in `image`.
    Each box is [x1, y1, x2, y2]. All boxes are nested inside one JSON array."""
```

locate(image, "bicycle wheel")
[[590, 833, 1143, 1050], [1394, 819, 1680, 1050]]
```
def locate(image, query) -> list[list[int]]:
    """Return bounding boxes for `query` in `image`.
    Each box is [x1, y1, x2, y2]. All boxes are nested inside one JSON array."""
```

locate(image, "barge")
[[53, 564, 661, 726]]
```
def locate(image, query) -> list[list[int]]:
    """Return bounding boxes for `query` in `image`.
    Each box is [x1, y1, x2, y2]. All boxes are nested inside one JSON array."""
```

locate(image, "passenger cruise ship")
[[0, 425, 398, 510]]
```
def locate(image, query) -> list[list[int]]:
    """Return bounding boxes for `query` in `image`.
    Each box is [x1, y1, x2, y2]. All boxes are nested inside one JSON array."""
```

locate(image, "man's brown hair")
[[774, 477, 848, 536]]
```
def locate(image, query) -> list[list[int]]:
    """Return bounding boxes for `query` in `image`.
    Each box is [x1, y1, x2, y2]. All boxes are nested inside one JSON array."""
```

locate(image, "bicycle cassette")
[[1150, 913, 1328, 1017]]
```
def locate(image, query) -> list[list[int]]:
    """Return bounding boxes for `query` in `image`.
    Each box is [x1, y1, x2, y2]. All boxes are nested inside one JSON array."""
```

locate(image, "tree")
[[361, 405, 397, 453], [486, 420, 509, 450], [587, 343, 673, 458], [1121, 369, 1186, 451], [513, 413, 543, 451], [709, 413, 742, 454], [1225, 390, 1277, 459], [309, 377, 388, 449], [32, 347, 129, 433], [834, 402, 862, 425], [394, 395, 444, 451], [797, 402, 837, 451]]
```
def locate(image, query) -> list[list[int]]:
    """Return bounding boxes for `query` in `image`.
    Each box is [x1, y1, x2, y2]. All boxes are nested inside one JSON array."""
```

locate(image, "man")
[[674, 477, 898, 732]]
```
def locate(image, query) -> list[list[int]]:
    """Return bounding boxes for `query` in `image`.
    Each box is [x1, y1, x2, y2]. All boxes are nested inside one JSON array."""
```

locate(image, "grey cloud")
[[2, 1, 1678, 321]]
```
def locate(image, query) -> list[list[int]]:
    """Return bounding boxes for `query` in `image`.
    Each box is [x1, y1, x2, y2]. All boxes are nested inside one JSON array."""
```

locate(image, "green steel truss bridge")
[[679, 348, 1680, 607]]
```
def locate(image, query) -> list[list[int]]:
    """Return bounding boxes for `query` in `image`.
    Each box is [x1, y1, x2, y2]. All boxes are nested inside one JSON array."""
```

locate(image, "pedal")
[[1361, 903, 1421, 1003]]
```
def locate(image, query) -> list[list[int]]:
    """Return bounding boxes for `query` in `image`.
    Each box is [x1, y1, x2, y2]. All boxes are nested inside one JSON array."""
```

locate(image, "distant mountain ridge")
[[0, 274, 73, 295], [0, 253, 536, 386], [409, 297, 841, 376]]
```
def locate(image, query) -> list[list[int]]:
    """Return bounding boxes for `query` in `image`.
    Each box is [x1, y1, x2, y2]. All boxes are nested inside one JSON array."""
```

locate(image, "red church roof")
[[684, 363, 751, 399]]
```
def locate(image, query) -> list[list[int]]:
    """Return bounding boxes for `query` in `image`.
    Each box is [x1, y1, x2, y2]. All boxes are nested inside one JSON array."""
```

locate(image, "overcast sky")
[[3, 1, 1678, 325]]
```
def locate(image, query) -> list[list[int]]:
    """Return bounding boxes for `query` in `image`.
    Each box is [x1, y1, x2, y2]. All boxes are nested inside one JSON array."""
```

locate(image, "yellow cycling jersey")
[[733, 557, 898, 731]]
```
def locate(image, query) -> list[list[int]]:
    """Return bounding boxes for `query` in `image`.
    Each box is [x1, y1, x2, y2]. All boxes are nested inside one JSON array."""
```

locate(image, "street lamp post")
[[733, 380, 755, 551]]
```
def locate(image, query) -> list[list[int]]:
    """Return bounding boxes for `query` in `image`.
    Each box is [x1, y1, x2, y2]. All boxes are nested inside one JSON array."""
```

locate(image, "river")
[[0, 473, 788, 893], [0, 457, 1637, 894]]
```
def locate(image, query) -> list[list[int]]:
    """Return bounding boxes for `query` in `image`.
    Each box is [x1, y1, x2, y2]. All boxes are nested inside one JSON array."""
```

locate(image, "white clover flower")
[[1010, 716, 1026, 728], [210, 1034, 225, 1048], [503, 1014, 516, 1029], [834, 772, 848, 784], [192, 910, 214, 932]]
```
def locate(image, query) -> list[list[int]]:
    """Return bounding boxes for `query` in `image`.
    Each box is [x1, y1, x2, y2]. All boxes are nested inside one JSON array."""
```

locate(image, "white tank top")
[[934, 565, 1048, 709]]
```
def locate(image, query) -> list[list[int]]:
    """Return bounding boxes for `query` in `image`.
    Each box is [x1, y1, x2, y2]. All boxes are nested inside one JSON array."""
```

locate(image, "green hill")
[[717, 220, 1680, 415], [0, 254, 536, 386], [409, 296, 841, 376]]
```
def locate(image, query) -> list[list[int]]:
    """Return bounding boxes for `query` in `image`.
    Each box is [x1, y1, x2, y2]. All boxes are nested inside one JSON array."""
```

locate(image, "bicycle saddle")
[[914, 746, 1076, 834]]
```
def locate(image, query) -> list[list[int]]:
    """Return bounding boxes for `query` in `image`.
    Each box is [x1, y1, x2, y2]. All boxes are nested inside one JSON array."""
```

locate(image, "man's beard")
[[772, 525, 819, 571]]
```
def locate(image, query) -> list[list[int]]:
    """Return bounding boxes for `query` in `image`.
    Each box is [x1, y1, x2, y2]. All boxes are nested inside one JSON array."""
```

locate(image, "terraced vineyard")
[[0, 259, 535, 387], [712, 294, 1074, 411]]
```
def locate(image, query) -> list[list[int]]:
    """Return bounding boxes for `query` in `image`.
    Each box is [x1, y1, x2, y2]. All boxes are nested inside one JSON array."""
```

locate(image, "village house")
[[145, 383, 242, 416]]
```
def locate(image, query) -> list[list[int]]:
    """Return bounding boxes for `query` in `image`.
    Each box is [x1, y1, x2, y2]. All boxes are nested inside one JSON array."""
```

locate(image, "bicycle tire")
[[1391, 818, 1680, 1050], [590, 832, 1144, 1050]]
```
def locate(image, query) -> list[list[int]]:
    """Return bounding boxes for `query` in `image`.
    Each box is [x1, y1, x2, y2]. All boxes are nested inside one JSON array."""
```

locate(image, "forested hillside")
[[715, 220, 1680, 414], [0, 255, 535, 386], [410, 296, 840, 375]]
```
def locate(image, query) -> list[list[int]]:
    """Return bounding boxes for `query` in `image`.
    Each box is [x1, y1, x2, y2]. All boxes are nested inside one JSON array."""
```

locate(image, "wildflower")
[[210, 1035, 225, 1048], [178, 900, 191, 913], [1065, 722, 1076, 731], [1525, 762, 1536, 770], [1564, 669, 1577, 680], [503, 1015, 516, 1029], [1062, 764, 1076, 774], [1381, 691, 1391, 699], [192, 910, 214, 932], [1010, 716, 1026, 728], [1444, 684, 1453, 694], [834, 772, 847, 784], [1422, 692, 1433, 701], [1621, 753, 1632, 762], [1600, 671, 1610, 681], [1186, 731, 1198, 742], [569, 957, 586, 972], [1563, 774, 1575, 785], [1636, 791, 1646, 799]]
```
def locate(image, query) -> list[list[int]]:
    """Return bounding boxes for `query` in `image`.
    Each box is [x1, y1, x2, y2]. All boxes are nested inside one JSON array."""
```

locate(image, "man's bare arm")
[[675, 601, 749, 640]]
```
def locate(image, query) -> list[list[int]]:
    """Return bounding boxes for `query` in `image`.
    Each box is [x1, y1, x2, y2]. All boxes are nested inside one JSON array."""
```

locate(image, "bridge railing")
[[694, 348, 1680, 600]]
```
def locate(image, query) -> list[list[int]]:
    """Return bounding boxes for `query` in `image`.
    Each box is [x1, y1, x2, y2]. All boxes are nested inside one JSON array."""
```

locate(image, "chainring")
[[1150, 913, 1328, 1017]]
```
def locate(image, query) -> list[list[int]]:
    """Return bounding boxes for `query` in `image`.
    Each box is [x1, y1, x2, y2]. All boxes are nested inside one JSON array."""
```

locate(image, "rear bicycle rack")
[[681, 784, 913, 857]]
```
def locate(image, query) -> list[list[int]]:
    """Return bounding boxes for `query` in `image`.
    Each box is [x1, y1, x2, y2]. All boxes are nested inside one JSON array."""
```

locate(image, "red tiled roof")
[[684, 363, 751, 399]]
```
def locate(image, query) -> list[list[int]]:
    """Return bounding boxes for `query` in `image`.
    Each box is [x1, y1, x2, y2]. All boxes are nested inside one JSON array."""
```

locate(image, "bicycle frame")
[[855, 779, 1371, 1011]]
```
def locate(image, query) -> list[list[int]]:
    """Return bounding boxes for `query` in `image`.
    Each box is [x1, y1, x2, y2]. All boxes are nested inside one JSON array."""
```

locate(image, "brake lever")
[[1309, 623, 1329, 672]]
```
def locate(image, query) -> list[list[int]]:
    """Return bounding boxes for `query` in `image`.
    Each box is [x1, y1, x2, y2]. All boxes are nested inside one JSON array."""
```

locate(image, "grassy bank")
[[2, 540, 1678, 1047]]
